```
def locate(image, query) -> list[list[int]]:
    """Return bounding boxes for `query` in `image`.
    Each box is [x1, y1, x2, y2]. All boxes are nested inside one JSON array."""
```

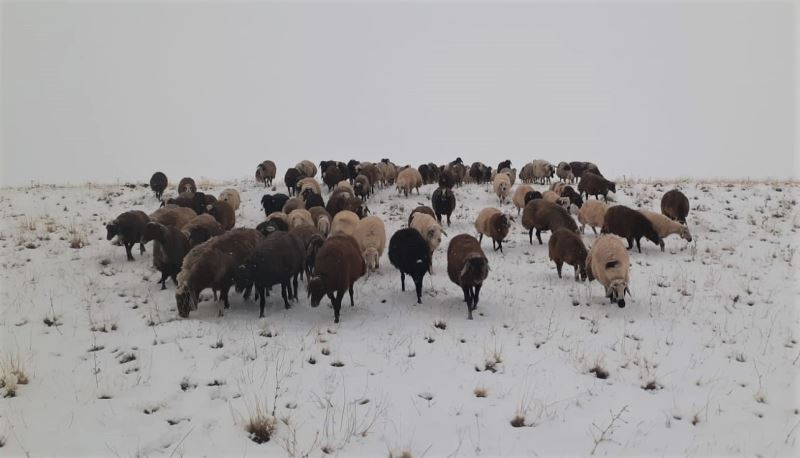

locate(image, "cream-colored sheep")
[[639, 210, 693, 252], [288, 209, 314, 230], [549, 182, 566, 194], [376, 162, 397, 186], [295, 160, 317, 178], [499, 167, 517, 186], [586, 234, 630, 307], [577, 200, 608, 234], [335, 181, 354, 194], [282, 197, 305, 214], [218, 188, 240, 211], [543, 190, 559, 203], [512, 185, 535, 215], [330, 210, 360, 238], [396, 168, 423, 197], [493, 173, 511, 204], [297, 177, 322, 196], [410, 212, 445, 253], [531, 159, 554, 184], [474, 207, 512, 252], [354, 216, 386, 270]]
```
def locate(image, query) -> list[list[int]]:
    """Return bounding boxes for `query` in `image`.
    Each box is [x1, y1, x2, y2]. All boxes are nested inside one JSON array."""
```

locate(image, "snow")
[[1, 178, 798, 456]]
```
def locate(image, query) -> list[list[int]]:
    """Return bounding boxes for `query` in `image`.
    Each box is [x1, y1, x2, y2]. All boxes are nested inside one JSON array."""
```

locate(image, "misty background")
[[1, 1, 796, 186]]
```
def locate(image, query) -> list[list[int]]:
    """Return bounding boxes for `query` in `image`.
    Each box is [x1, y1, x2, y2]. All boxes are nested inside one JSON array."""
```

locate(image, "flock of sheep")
[[105, 158, 693, 323]]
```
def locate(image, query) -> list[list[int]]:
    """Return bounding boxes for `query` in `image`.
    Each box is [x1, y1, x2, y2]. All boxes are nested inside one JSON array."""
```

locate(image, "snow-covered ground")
[[1, 178, 798, 456]]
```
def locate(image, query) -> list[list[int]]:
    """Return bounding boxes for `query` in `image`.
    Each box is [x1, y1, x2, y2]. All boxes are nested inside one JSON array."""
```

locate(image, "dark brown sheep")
[[149, 206, 197, 230], [577, 172, 616, 201], [150, 172, 167, 199], [289, 225, 325, 278], [661, 189, 690, 224], [569, 162, 602, 180], [323, 164, 344, 192], [408, 206, 436, 227], [354, 174, 371, 200], [207, 200, 235, 230], [359, 163, 380, 192], [521, 199, 578, 245], [601, 205, 662, 253], [326, 191, 367, 219], [163, 192, 207, 215], [548, 228, 588, 281], [307, 235, 366, 323], [255, 160, 277, 187], [560, 186, 584, 208], [106, 210, 150, 261], [142, 221, 191, 289], [284, 168, 304, 196], [431, 187, 456, 226], [178, 177, 196, 194], [181, 214, 224, 247], [439, 169, 455, 189], [447, 234, 489, 320]]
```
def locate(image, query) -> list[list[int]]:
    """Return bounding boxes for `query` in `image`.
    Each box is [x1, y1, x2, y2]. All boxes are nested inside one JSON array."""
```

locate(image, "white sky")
[[1, 0, 796, 186]]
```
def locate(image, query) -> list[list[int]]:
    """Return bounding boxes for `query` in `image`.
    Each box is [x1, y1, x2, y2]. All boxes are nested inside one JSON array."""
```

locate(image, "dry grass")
[[473, 386, 488, 398], [1, 354, 29, 398], [244, 399, 277, 444]]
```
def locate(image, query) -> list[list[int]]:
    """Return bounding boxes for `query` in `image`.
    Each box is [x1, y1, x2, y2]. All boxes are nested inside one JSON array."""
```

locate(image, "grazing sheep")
[[586, 235, 630, 307], [512, 185, 535, 215], [182, 214, 225, 247], [331, 210, 360, 238], [601, 205, 661, 253], [354, 215, 386, 271], [521, 199, 578, 245], [150, 172, 168, 199], [261, 193, 290, 216], [289, 224, 325, 277], [207, 200, 235, 230], [322, 164, 344, 192], [175, 228, 263, 317], [556, 162, 574, 182], [282, 197, 305, 214], [569, 161, 602, 180], [218, 188, 240, 211], [577, 200, 608, 234], [408, 206, 436, 227], [475, 207, 512, 253], [178, 177, 197, 194], [524, 191, 543, 206], [409, 212, 445, 254], [661, 189, 690, 224], [149, 206, 197, 230], [396, 168, 423, 197], [447, 234, 489, 319], [519, 162, 535, 184], [493, 173, 511, 204], [284, 168, 304, 196], [549, 182, 566, 194], [309, 206, 332, 236], [142, 221, 191, 289], [163, 192, 207, 215], [106, 210, 149, 261], [432, 186, 456, 226], [255, 160, 277, 187], [307, 235, 366, 323], [295, 160, 317, 178], [354, 174, 371, 200], [287, 209, 315, 230], [578, 172, 616, 201], [560, 186, 584, 208], [302, 189, 325, 209], [388, 228, 432, 304], [531, 160, 555, 184], [548, 228, 588, 281], [542, 190, 560, 204], [639, 210, 693, 252]]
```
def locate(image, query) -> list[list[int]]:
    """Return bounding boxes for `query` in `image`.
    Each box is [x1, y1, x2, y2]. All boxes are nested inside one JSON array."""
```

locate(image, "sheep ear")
[[441, 229, 448, 236]]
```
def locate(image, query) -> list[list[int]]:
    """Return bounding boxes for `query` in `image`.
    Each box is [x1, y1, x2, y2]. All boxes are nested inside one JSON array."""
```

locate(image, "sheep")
[[497, 160, 511, 172], [396, 167, 423, 197], [358, 163, 381, 192], [302, 189, 324, 209], [427, 162, 441, 184], [639, 210, 693, 252], [150, 172, 168, 199], [330, 210, 360, 238], [296, 177, 322, 196], [418, 164, 432, 184], [289, 224, 325, 277], [468, 162, 484, 184], [218, 188, 240, 211], [524, 190, 543, 205], [182, 214, 225, 247], [307, 235, 366, 323], [601, 205, 661, 253], [295, 160, 317, 178], [377, 160, 397, 186], [256, 216, 289, 237], [142, 221, 191, 289], [149, 206, 197, 230], [521, 199, 578, 245], [309, 206, 332, 236], [586, 234, 630, 307], [439, 168, 455, 189], [175, 228, 263, 317], [519, 162, 534, 183], [448, 163, 466, 187], [284, 168, 304, 196], [560, 185, 584, 208], [287, 209, 315, 230], [234, 231, 305, 317], [178, 177, 197, 194], [569, 161, 602, 180], [354, 215, 386, 271], [322, 164, 344, 192], [388, 228, 432, 304], [577, 200, 608, 234], [163, 192, 207, 215], [542, 190, 560, 204], [512, 185, 535, 215], [409, 212, 445, 254], [261, 193, 290, 216], [548, 228, 588, 281], [354, 174, 371, 200], [408, 206, 436, 227], [556, 162, 574, 182], [431, 186, 456, 226], [492, 173, 511, 205], [499, 167, 517, 186], [475, 207, 512, 253], [207, 200, 235, 230], [549, 182, 566, 194], [346, 159, 360, 183], [334, 180, 354, 195], [531, 160, 555, 184], [282, 197, 305, 214], [447, 234, 489, 319], [661, 189, 690, 224], [106, 210, 149, 261], [255, 160, 277, 187], [577, 172, 616, 201], [326, 192, 367, 219]]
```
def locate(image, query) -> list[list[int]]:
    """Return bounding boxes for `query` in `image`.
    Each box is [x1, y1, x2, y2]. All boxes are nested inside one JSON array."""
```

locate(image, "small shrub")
[[245, 401, 276, 444], [474, 386, 488, 398]]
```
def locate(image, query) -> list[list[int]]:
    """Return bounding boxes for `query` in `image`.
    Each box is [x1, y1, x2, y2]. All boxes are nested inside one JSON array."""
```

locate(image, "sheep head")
[[175, 284, 198, 318], [233, 264, 254, 294], [460, 254, 489, 286], [307, 276, 326, 307], [364, 247, 380, 271], [105, 221, 119, 240], [142, 222, 166, 244], [679, 226, 692, 242], [606, 279, 628, 308], [608, 182, 617, 193]]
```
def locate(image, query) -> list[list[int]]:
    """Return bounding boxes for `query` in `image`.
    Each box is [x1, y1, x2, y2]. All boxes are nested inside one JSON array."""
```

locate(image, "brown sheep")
[[447, 234, 489, 320], [548, 228, 588, 281], [661, 189, 690, 224], [149, 206, 197, 230], [577, 172, 616, 201], [207, 200, 235, 230], [142, 221, 191, 289], [521, 199, 578, 245], [474, 207, 512, 253], [408, 206, 436, 227], [307, 235, 366, 323], [181, 214, 225, 247], [282, 197, 305, 214], [178, 177, 197, 194], [601, 205, 661, 253], [255, 160, 276, 187]]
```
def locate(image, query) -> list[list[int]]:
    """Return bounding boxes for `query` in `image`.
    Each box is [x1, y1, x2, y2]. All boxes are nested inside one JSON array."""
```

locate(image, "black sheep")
[[560, 186, 584, 208], [569, 162, 603, 180], [284, 168, 304, 196], [497, 160, 511, 173], [346, 160, 360, 184], [302, 190, 325, 210], [661, 189, 690, 224], [322, 164, 344, 192], [388, 228, 432, 304], [601, 205, 662, 253], [142, 222, 191, 289], [261, 193, 290, 216], [106, 210, 149, 261], [577, 172, 616, 201], [431, 186, 456, 226], [524, 190, 543, 206], [418, 164, 431, 184], [256, 218, 289, 237], [439, 169, 455, 189], [150, 172, 168, 200]]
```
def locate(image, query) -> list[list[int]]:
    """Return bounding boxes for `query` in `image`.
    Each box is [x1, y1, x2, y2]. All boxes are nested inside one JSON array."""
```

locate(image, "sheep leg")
[[293, 274, 299, 300], [536, 230, 543, 245], [462, 287, 470, 303], [463, 287, 473, 320], [348, 284, 355, 307], [474, 284, 482, 308], [281, 283, 291, 309], [555, 261, 563, 278], [626, 238, 634, 250], [221, 284, 231, 310], [400, 272, 406, 291], [591, 226, 597, 235], [125, 242, 135, 261], [333, 290, 344, 323], [139, 242, 146, 255], [479, 233, 483, 242], [636, 238, 642, 253], [414, 277, 423, 304], [660, 240, 665, 252], [528, 229, 533, 245], [447, 214, 451, 226], [497, 240, 503, 254]]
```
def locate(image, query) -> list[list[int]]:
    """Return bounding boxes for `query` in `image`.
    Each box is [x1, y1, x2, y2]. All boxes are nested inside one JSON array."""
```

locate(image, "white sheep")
[[295, 160, 318, 178], [297, 177, 322, 196], [409, 212, 446, 254], [577, 200, 608, 234], [512, 185, 534, 215], [354, 215, 386, 270], [531, 159, 554, 184], [287, 209, 315, 230], [586, 234, 630, 308], [335, 181, 354, 194], [330, 210, 360, 238], [639, 210, 693, 252], [218, 188, 241, 211], [499, 167, 517, 186], [493, 173, 511, 204], [396, 168, 422, 197]]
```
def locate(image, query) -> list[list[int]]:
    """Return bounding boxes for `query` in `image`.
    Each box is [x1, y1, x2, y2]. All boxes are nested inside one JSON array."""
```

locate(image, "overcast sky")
[[1, 1, 796, 186]]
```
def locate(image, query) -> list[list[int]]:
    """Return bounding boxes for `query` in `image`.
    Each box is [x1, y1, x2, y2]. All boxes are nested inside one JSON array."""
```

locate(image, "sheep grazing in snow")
[[518, 162, 534, 184], [175, 228, 263, 317], [354, 215, 387, 271], [255, 160, 276, 187], [295, 160, 317, 178], [218, 188, 240, 211], [586, 234, 630, 307], [388, 228, 432, 304], [330, 210, 360, 238], [432, 186, 456, 226], [548, 228, 588, 281], [601, 205, 661, 253], [513, 185, 535, 215], [569, 161, 602, 180], [549, 182, 566, 194], [150, 172, 168, 199], [409, 212, 446, 254], [560, 186, 584, 208], [182, 214, 224, 247], [447, 234, 489, 320], [142, 221, 191, 289], [308, 235, 366, 323], [474, 207, 512, 253], [521, 199, 578, 245], [178, 177, 197, 194], [661, 189, 690, 224], [396, 168, 423, 197], [577, 200, 608, 234], [106, 210, 150, 261], [639, 210, 693, 252], [309, 206, 332, 236], [284, 168, 304, 196], [408, 206, 436, 227], [261, 193, 290, 216], [207, 200, 235, 230], [296, 177, 322, 196], [531, 160, 555, 184], [556, 162, 574, 183], [577, 172, 616, 201], [149, 206, 197, 230], [524, 191, 543, 206], [287, 209, 315, 230], [493, 173, 511, 204]]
